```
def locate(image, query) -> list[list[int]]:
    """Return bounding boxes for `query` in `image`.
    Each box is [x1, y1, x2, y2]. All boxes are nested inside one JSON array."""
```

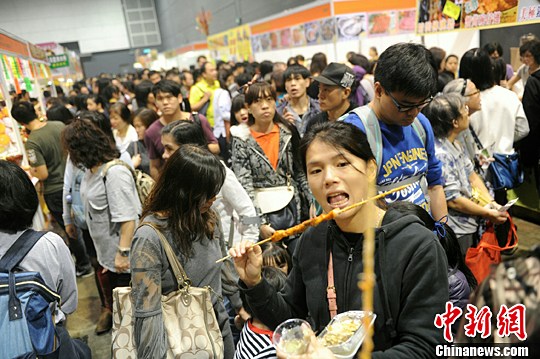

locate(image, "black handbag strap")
[[0, 230, 47, 272], [468, 125, 484, 151]]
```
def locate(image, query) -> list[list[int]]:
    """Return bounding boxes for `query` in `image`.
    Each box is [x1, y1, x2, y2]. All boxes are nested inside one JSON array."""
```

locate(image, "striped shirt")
[[234, 320, 276, 359]]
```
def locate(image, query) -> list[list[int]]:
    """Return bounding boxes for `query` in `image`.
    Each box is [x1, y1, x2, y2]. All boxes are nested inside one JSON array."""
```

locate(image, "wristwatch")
[[118, 247, 130, 257]]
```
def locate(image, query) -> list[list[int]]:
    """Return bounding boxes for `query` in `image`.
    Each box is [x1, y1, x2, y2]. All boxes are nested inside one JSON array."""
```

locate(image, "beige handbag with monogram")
[[111, 222, 224, 359]]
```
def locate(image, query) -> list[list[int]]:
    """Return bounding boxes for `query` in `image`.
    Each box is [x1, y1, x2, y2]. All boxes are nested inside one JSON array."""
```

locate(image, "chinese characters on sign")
[[434, 302, 527, 343], [47, 54, 69, 69]]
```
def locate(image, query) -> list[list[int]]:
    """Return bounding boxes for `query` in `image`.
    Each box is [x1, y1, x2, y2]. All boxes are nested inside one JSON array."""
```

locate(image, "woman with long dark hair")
[[130, 145, 234, 358], [230, 82, 311, 252]]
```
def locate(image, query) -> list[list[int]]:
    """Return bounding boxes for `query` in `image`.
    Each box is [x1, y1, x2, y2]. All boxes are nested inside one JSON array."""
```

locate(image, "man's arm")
[[428, 185, 448, 221], [31, 164, 48, 181]]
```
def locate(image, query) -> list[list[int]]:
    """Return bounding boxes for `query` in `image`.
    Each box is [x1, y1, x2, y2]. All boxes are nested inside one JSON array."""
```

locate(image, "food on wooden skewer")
[[215, 183, 411, 263]]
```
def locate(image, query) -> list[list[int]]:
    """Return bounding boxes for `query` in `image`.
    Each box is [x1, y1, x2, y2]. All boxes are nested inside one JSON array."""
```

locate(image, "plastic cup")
[[272, 318, 311, 355]]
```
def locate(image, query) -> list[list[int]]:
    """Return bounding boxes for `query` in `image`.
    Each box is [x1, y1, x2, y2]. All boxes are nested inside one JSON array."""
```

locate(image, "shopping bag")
[[465, 216, 518, 284]]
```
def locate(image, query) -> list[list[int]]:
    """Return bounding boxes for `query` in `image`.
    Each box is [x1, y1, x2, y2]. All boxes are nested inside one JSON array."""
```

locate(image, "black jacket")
[[519, 70, 540, 166], [242, 207, 449, 358]]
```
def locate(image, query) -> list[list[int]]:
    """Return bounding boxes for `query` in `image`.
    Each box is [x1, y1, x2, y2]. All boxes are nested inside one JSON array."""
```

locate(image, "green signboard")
[[47, 54, 69, 69]]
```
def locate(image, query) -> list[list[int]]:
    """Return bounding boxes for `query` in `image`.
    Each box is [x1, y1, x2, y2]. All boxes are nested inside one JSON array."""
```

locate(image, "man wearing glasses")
[[343, 42, 448, 221]]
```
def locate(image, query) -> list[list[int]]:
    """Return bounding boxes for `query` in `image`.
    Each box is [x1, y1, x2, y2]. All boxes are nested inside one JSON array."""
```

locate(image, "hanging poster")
[[259, 33, 272, 52], [462, 0, 518, 29], [280, 28, 293, 48], [320, 18, 337, 43], [251, 35, 262, 53], [336, 14, 367, 40], [269, 31, 280, 50], [368, 12, 395, 36], [292, 25, 307, 46], [417, 0, 461, 33], [518, 0, 540, 22], [305, 20, 322, 45], [398, 9, 417, 32], [208, 25, 252, 61]]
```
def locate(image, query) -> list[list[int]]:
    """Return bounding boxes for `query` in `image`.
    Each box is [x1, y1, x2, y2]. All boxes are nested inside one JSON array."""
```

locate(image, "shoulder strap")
[[468, 125, 484, 150], [191, 112, 202, 127], [347, 106, 383, 173], [139, 222, 191, 288], [327, 253, 337, 319], [102, 158, 137, 186], [411, 118, 427, 147], [0, 230, 47, 272]]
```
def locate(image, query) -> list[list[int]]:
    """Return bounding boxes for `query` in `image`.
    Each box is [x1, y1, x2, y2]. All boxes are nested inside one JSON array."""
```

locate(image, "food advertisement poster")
[[208, 25, 252, 61], [336, 14, 367, 40], [368, 12, 395, 36], [320, 18, 337, 43], [417, 0, 461, 33], [292, 25, 307, 47], [461, 0, 518, 29], [517, 0, 540, 22], [417, 0, 539, 34], [304, 20, 322, 45]]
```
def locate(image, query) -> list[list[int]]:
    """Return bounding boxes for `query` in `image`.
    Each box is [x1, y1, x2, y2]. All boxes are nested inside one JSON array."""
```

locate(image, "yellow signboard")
[[208, 25, 252, 62]]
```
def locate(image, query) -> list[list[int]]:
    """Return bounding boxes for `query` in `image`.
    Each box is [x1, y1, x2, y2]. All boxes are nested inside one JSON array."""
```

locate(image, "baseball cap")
[[313, 62, 355, 88]]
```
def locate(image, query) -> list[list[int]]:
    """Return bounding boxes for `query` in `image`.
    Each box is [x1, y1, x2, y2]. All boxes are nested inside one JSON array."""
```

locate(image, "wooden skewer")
[[215, 183, 411, 263]]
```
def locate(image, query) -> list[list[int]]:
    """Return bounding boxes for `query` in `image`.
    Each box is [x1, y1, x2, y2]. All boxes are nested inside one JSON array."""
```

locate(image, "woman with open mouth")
[[229, 121, 449, 358]]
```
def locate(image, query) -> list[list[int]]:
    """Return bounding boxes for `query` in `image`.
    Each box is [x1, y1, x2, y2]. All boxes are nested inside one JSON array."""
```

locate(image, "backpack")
[[341, 106, 429, 196], [102, 159, 155, 206], [0, 230, 61, 358], [70, 166, 88, 229]]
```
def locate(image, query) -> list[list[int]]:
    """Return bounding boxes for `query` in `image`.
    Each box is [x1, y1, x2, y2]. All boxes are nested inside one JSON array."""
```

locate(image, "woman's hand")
[[228, 241, 263, 288], [485, 208, 508, 225], [132, 154, 142, 169], [114, 252, 130, 273], [260, 224, 275, 239]]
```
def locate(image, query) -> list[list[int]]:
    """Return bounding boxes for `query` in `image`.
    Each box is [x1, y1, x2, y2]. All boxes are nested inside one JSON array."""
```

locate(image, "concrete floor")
[[65, 216, 540, 359]]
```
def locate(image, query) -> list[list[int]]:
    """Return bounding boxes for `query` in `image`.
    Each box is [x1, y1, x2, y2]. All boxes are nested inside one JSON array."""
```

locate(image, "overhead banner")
[[207, 25, 252, 62], [417, 0, 540, 34]]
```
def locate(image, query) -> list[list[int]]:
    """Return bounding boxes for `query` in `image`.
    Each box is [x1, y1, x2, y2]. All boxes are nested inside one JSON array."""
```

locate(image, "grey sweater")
[[130, 215, 234, 359]]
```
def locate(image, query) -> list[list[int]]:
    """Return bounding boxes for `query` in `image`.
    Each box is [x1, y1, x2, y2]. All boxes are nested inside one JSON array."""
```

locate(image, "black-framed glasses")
[[464, 89, 480, 97], [386, 91, 433, 113]]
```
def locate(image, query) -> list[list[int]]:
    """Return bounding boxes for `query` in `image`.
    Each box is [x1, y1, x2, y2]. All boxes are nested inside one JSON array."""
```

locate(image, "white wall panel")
[[0, 0, 130, 53]]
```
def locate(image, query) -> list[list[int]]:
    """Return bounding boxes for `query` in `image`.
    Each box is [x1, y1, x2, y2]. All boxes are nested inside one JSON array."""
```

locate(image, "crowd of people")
[[1, 34, 539, 358]]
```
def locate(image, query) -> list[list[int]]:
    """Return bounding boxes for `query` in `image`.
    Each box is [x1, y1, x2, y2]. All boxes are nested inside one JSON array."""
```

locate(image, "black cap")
[[314, 63, 355, 88]]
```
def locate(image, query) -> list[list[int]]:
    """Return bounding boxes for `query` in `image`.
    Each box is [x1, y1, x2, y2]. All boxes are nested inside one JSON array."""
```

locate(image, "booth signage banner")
[[47, 54, 69, 69], [28, 43, 47, 62], [417, 0, 540, 34], [0, 33, 29, 58], [208, 25, 252, 62]]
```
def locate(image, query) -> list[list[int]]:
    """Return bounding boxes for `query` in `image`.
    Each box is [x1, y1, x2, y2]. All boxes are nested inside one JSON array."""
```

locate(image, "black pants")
[[43, 190, 90, 269]]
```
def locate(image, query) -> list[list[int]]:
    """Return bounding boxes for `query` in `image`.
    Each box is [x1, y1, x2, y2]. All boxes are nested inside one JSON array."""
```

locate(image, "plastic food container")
[[317, 311, 376, 359]]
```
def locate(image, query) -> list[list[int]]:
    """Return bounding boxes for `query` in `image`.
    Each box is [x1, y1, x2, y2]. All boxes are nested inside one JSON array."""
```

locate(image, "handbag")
[[468, 126, 523, 190], [488, 152, 524, 190], [254, 143, 298, 231], [465, 216, 518, 284], [111, 223, 224, 359]]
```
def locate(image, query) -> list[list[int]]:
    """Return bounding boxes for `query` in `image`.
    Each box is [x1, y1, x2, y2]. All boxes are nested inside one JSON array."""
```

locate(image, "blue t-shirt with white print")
[[344, 110, 443, 210]]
